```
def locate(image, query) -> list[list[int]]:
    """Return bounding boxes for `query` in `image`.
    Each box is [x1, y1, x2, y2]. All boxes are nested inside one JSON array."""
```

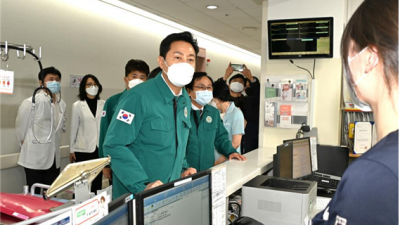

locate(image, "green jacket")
[[186, 105, 236, 172], [103, 74, 192, 199], [98, 89, 126, 159]]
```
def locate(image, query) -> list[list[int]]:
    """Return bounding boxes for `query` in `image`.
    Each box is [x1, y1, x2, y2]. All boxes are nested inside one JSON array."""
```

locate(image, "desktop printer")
[[242, 176, 317, 225]]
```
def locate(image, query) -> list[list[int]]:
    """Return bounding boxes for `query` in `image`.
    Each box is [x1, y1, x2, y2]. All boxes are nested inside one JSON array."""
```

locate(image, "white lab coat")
[[70, 99, 105, 153], [16, 91, 66, 170]]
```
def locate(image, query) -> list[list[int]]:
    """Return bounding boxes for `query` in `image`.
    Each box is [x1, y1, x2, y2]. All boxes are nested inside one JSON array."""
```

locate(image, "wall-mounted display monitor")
[[268, 17, 334, 59]]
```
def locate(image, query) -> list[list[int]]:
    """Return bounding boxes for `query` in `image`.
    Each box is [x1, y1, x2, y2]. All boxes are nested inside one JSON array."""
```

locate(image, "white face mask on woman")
[[86, 86, 99, 96], [345, 47, 379, 111], [163, 60, 195, 87]]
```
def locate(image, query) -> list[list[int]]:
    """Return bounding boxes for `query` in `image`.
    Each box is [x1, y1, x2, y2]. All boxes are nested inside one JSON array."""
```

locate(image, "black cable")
[[313, 59, 316, 79], [290, 59, 314, 80]]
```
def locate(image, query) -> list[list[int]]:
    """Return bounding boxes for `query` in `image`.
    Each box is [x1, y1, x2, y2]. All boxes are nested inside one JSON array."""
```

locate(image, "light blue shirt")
[[214, 102, 245, 160]]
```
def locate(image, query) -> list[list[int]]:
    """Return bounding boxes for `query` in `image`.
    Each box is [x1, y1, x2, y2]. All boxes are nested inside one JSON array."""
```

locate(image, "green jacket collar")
[[155, 72, 187, 104]]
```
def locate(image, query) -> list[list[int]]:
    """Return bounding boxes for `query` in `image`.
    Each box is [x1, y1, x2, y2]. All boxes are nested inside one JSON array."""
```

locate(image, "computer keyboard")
[[302, 175, 339, 190]]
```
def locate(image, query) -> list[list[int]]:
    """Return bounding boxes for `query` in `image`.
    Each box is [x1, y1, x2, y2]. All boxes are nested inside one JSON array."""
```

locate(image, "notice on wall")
[[354, 122, 372, 154], [70, 75, 83, 88], [0, 70, 14, 94]]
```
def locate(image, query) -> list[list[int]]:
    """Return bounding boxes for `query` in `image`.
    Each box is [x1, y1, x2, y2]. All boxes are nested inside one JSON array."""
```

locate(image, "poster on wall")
[[280, 105, 292, 128], [280, 79, 293, 101], [295, 79, 308, 101], [70, 75, 83, 88], [265, 101, 276, 127], [0, 70, 14, 94]]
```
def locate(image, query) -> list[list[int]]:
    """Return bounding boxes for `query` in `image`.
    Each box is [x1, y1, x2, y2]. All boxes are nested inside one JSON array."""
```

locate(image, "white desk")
[[221, 147, 276, 196]]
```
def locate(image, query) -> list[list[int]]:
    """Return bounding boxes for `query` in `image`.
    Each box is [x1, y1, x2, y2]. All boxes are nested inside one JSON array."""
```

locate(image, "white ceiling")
[[120, 0, 263, 55]]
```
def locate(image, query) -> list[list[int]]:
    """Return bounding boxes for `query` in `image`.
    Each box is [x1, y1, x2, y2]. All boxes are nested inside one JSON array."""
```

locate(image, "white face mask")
[[128, 79, 143, 89], [163, 60, 195, 87], [86, 86, 99, 96], [230, 82, 244, 93], [346, 47, 379, 111]]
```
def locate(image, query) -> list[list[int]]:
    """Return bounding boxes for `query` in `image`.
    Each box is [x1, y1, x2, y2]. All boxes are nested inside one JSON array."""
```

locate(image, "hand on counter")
[[145, 180, 163, 191], [103, 167, 112, 180], [229, 153, 247, 161], [181, 167, 197, 178]]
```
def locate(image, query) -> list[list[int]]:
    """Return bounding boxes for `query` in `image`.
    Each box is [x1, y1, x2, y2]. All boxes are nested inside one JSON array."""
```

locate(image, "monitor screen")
[[135, 171, 211, 225], [317, 145, 349, 177], [268, 17, 334, 59], [94, 193, 134, 225], [284, 138, 312, 179], [277, 142, 293, 178]]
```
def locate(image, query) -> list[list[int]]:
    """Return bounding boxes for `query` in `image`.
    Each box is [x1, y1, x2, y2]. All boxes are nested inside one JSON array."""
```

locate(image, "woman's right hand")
[[69, 153, 76, 163], [103, 167, 112, 180]]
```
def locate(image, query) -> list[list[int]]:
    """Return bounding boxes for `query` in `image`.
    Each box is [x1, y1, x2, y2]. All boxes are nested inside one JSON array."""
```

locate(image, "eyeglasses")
[[193, 86, 213, 91]]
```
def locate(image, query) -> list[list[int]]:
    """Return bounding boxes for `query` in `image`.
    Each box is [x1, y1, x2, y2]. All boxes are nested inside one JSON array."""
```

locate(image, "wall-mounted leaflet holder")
[[264, 75, 315, 129]]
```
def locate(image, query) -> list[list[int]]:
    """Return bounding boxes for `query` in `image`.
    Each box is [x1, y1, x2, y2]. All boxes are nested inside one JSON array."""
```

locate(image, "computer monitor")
[[283, 138, 312, 179], [135, 171, 211, 225], [316, 145, 349, 177], [93, 193, 134, 225], [275, 142, 293, 178]]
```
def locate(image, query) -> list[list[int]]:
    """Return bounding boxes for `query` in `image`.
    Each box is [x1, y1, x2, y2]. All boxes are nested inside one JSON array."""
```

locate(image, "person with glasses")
[[70, 74, 104, 193], [185, 72, 246, 172]]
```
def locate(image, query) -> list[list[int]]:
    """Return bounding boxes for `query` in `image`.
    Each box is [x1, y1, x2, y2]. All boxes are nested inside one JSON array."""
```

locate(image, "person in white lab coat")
[[69, 74, 105, 193], [15, 67, 66, 193]]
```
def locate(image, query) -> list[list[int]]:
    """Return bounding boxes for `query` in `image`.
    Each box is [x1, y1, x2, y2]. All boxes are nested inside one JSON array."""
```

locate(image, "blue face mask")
[[46, 81, 61, 94], [194, 90, 213, 106]]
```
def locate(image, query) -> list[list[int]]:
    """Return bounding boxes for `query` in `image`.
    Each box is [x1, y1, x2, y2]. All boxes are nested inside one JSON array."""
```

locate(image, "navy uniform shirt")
[[313, 130, 398, 225]]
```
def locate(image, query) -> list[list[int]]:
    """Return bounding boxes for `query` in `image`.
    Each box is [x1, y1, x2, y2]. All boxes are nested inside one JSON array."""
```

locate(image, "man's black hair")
[[213, 79, 230, 102], [159, 31, 199, 59], [148, 67, 162, 80], [125, 59, 150, 77], [186, 72, 214, 90], [229, 74, 246, 84], [78, 74, 103, 100], [38, 66, 61, 81]]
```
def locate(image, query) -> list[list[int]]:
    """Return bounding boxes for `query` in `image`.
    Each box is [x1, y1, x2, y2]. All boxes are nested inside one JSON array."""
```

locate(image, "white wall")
[[0, 0, 260, 193], [259, 0, 347, 149]]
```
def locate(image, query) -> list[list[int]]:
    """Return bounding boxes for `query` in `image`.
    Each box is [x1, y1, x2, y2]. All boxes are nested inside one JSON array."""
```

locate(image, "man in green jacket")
[[103, 32, 198, 199], [186, 72, 246, 172], [98, 59, 150, 181]]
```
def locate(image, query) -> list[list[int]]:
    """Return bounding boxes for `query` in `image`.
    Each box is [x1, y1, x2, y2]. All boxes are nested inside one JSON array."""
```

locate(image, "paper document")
[[211, 165, 227, 225], [310, 137, 318, 171]]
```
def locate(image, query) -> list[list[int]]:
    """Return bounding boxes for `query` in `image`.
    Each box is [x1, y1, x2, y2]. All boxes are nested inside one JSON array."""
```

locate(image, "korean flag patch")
[[116, 109, 134, 125]]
